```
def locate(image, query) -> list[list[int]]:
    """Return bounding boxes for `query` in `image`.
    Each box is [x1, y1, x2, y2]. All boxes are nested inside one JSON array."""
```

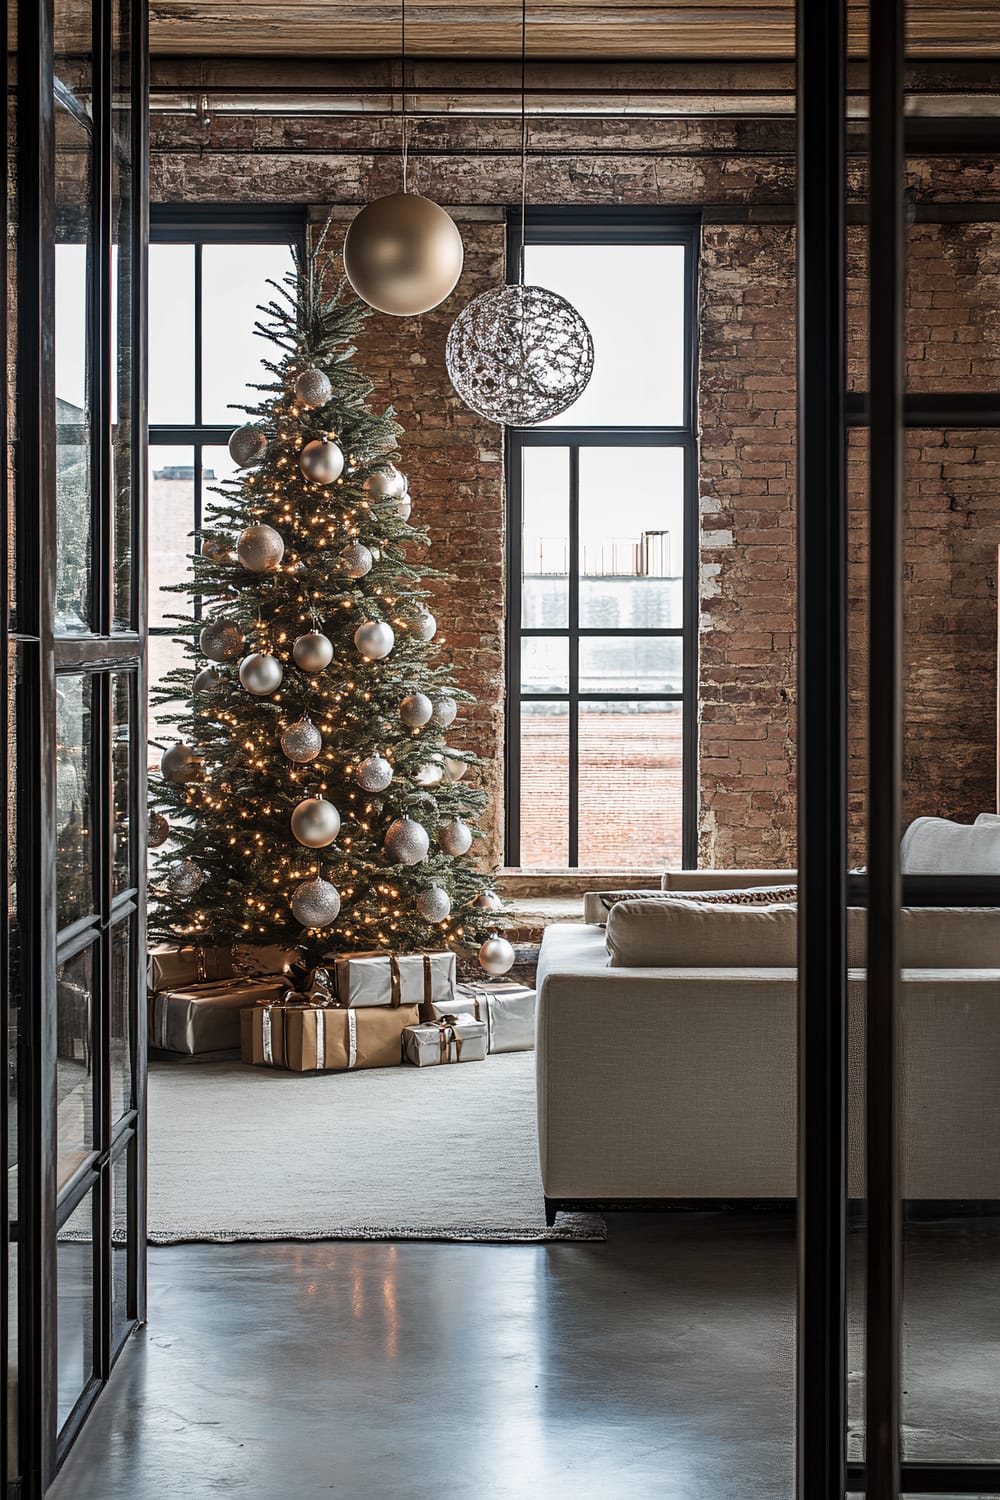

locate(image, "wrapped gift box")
[[150, 978, 287, 1057], [402, 1015, 488, 1067], [241, 1002, 420, 1073], [332, 950, 456, 1009], [147, 943, 235, 993], [446, 981, 537, 1054]]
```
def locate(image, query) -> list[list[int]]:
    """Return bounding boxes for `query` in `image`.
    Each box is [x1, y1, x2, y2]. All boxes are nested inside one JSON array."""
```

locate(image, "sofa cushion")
[[594, 885, 797, 924], [607, 897, 798, 968], [900, 815, 1000, 874]]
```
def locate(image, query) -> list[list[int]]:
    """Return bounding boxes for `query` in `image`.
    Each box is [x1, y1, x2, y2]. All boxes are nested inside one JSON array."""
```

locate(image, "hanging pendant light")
[[343, 0, 464, 316], [445, 0, 594, 425]]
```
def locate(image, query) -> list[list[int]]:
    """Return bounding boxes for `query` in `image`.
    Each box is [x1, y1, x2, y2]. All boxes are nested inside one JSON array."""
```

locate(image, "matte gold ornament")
[[237, 524, 285, 574], [354, 621, 395, 660], [356, 751, 394, 792], [400, 692, 433, 728], [281, 717, 323, 764], [239, 652, 283, 696], [413, 760, 443, 789], [299, 438, 345, 485], [479, 932, 516, 976], [431, 692, 457, 728], [290, 796, 342, 849], [364, 464, 406, 500], [228, 424, 267, 468], [294, 367, 333, 410], [472, 890, 502, 912], [412, 606, 436, 642], [443, 755, 468, 783], [160, 742, 200, 784], [396, 492, 413, 522], [344, 192, 464, 317], [416, 886, 452, 923], [339, 542, 373, 579], [292, 631, 334, 673], [199, 618, 243, 662], [291, 877, 341, 928], [148, 811, 170, 848], [193, 665, 223, 693], [384, 816, 430, 865], [438, 817, 473, 857], [201, 537, 235, 564], [166, 858, 204, 898]]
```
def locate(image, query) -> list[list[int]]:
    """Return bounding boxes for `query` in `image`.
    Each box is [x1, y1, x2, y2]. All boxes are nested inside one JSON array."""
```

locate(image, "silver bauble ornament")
[[193, 664, 223, 693], [148, 811, 170, 848], [339, 542, 373, 579], [396, 493, 413, 522], [354, 621, 395, 660], [400, 692, 433, 728], [166, 858, 204, 898], [431, 693, 458, 728], [446, 283, 595, 426], [479, 933, 516, 977], [413, 760, 444, 789], [290, 797, 342, 849], [443, 755, 468, 783], [344, 192, 464, 317], [292, 631, 334, 673], [228, 424, 267, 468], [160, 742, 199, 784], [299, 439, 345, 485], [356, 751, 394, 792], [291, 877, 341, 929], [199, 618, 243, 662], [364, 464, 406, 500], [201, 536, 235, 564], [294, 367, 333, 410], [237, 523, 285, 574], [472, 890, 503, 912], [416, 886, 452, 924], [239, 652, 283, 696], [281, 717, 323, 763], [438, 817, 473, 856], [412, 607, 436, 642], [384, 816, 430, 865]]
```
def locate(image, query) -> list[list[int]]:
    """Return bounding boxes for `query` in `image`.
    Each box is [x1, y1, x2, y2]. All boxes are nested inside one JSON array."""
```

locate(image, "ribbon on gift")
[[432, 1014, 464, 1065]]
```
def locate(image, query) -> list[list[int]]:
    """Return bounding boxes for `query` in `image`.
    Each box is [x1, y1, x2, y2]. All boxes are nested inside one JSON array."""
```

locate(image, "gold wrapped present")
[[241, 1000, 420, 1072], [239, 1001, 288, 1067], [147, 943, 235, 993]]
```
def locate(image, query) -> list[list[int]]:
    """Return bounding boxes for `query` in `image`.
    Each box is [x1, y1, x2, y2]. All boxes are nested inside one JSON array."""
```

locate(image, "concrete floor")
[[49, 1213, 1000, 1500]]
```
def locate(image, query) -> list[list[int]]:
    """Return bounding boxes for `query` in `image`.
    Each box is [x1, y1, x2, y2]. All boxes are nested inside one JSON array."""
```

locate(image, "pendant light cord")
[[518, 0, 527, 284], [401, 0, 409, 193]]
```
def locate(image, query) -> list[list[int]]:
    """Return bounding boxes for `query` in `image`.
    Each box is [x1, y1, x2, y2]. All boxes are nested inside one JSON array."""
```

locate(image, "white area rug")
[[147, 1051, 604, 1244]]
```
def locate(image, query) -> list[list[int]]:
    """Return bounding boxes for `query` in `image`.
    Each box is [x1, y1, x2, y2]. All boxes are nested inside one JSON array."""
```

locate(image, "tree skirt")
[[144, 1051, 605, 1244]]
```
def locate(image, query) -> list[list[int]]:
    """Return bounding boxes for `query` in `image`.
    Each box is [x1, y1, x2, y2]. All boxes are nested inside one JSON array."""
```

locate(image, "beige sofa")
[[537, 870, 1000, 1223]]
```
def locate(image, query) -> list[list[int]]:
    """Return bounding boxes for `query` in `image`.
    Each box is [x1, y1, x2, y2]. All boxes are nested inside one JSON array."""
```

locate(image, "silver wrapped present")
[[402, 1015, 488, 1067], [451, 982, 536, 1053], [332, 950, 456, 1009], [149, 979, 287, 1057]]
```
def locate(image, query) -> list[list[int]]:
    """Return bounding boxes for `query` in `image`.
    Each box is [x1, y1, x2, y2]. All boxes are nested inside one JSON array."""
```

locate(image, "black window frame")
[[504, 207, 700, 871]]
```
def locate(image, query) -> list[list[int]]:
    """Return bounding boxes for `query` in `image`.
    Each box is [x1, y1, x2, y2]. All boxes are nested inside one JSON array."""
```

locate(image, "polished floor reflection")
[[48, 1213, 1000, 1500]]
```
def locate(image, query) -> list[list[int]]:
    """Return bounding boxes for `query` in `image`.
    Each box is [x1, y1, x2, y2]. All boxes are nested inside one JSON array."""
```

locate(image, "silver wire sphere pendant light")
[[445, 0, 593, 426]]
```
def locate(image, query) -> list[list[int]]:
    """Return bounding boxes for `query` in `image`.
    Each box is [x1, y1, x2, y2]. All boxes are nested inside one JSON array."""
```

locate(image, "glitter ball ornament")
[[295, 367, 333, 409], [237, 523, 285, 573], [400, 692, 433, 728], [339, 542, 373, 579], [443, 755, 468, 783], [228, 424, 267, 468], [290, 796, 342, 849], [431, 693, 458, 728], [292, 631, 334, 673], [291, 877, 341, 929], [201, 536, 235, 564], [166, 858, 204, 897], [438, 817, 473, 857], [479, 933, 516, 977], [148, 811, 169, 848], [396, 493, 413, 522], [354, 621, 395, 660], [364, 464, 406, 500], [160, 742, 199, 784], [344, 192, 464, 317], [384, 816, 430, 865], [239, 652, 283, 696], [416, 886, 452, 924], [281, 717, 323, 764], [199, 618, 243, 662], [193, 664, 223, 693], [412, 607, 436, 642], [446, 283, 594, 426], [472, 890, 502, 912], [356, 751, 394, 792], [413, 760, 443, 789], [299, 438, 345, 485]]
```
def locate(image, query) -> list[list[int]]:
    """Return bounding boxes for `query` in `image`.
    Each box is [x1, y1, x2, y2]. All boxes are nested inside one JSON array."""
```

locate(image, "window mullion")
[[568, 445, 580, 868]]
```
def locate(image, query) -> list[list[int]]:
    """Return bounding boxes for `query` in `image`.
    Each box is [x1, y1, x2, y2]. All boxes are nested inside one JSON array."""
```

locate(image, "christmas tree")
[[149, 232, 506, 968]]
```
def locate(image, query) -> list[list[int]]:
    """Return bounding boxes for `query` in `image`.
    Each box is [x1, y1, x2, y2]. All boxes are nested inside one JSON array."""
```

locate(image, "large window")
[[147, 208, 305, 756], [506, 211, 699, 870]]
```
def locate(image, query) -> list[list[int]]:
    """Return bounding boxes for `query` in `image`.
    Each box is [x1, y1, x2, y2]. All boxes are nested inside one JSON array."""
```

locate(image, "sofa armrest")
[[660, 868, 797, 891]]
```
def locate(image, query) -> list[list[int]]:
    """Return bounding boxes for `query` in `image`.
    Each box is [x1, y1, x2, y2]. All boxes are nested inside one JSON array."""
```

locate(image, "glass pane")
[[524, 242, 687, 427], [201, 242, 296, 423], [579, 447, 685, 628], [111, 1146, 132, 1345], [112, 672, 132, 893], [579, 637, 683, 695], [56, 1187, 95, 1431], [110, 922, 132, 1120], [148, 634, 192, 771], [577, 701, 684, 867], [56, 944, 94, 1192], [521, 637, 569, 695], [56, 673, 93, 928], [201, 443, 245, 539], [148, 244, 195, 424], [521, 446, 569, 628], [111, 0, 134, 628], [148, 446, 195, 631], [519, 702, 569, 867]]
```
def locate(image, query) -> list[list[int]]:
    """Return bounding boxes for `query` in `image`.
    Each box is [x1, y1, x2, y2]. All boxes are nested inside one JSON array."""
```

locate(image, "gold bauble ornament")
[[299, 439, 345, 485], [237, 524, 284, 574], [343, 192, 465, 317], [160, 742, 200, 784], [238, 652, 283, 696], [292, 631, 334, 673], [290, 796, 342, 850]]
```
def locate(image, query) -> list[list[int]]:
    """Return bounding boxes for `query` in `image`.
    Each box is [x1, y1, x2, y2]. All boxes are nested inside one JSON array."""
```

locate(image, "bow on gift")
[[280, 965, 337, 1008], [431, 1015, 464, 1064]]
